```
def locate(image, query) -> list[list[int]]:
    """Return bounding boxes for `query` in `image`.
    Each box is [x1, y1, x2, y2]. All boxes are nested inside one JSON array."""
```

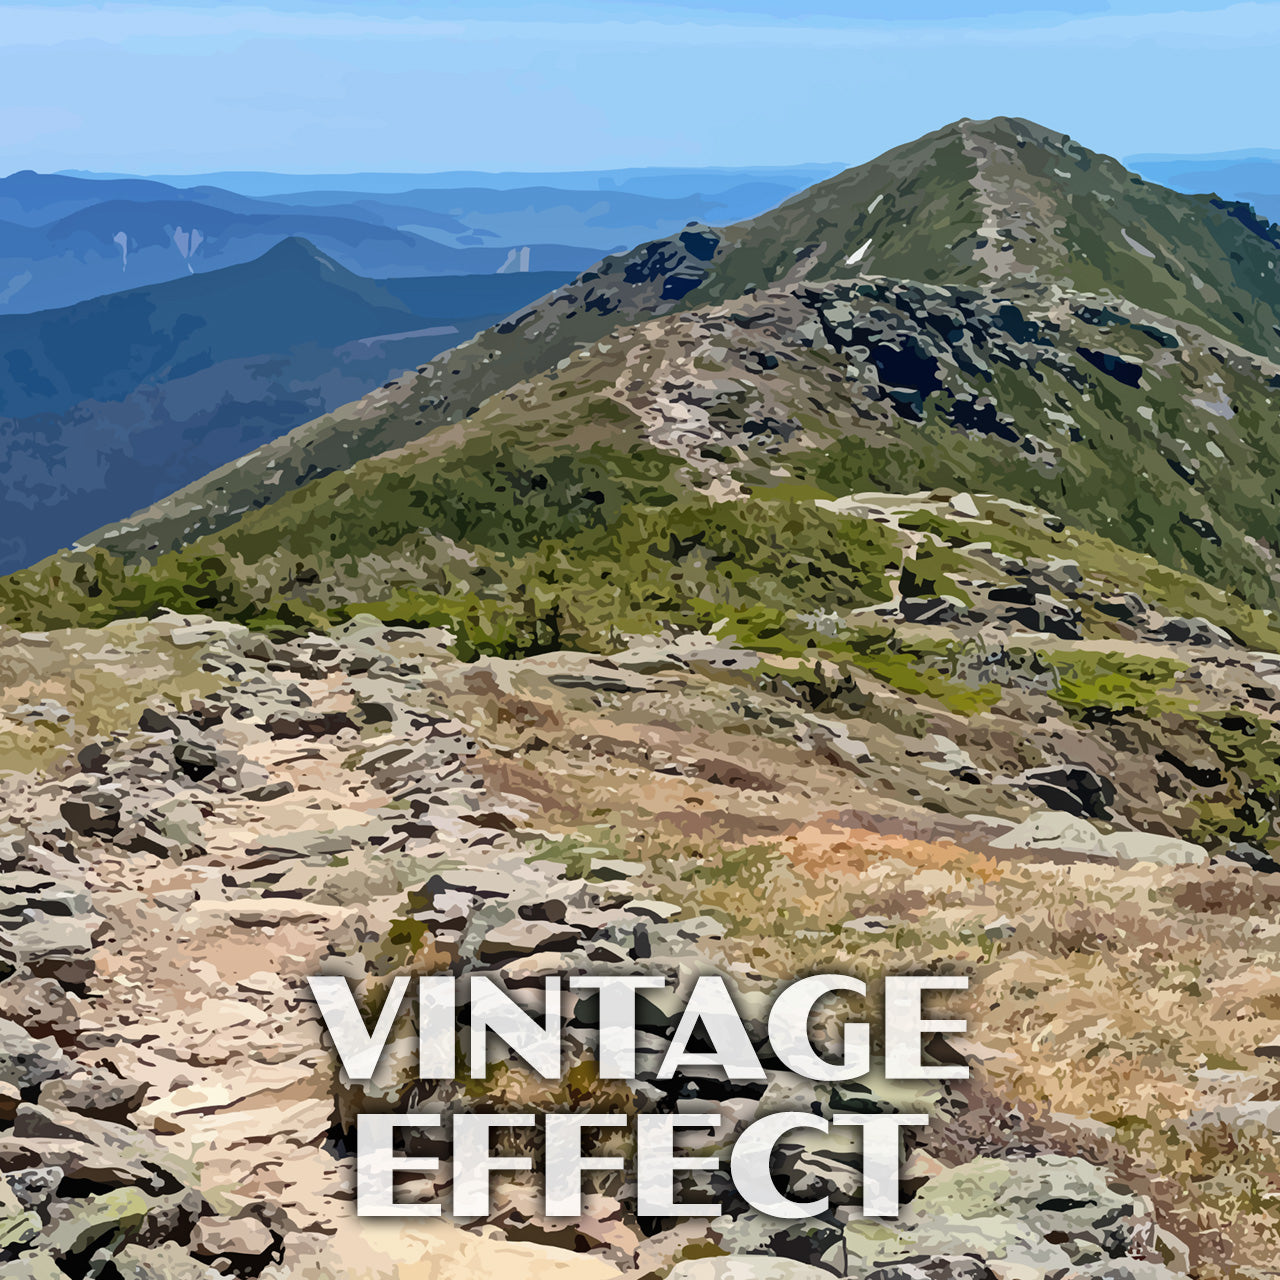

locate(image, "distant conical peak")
[[258, 235, 335, 268]]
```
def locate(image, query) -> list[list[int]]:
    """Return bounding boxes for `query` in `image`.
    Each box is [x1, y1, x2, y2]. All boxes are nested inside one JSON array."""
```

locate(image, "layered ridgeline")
[[0, 238, 570, 573], [5, 114, 1280, 637]]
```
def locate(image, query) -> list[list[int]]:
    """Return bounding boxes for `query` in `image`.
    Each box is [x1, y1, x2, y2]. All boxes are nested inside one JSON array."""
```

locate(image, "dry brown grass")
[[0, 619, 220, 774], [609, 822, 1280, 1279]]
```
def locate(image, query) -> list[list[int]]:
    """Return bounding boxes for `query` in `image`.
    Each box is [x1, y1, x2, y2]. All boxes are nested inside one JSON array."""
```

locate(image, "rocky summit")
[[5, 117, 1280, 1280]]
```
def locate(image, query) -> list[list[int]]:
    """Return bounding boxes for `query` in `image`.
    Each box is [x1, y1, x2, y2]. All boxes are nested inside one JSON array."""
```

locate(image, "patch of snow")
[[1120, 228, 1156, 259], [866, 194, 884, 215], [845, 238, 872, 266]]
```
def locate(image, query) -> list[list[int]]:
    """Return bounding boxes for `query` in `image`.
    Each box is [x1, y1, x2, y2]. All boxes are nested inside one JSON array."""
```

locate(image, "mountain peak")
[[255, 235, 341, 272], [951, 114, 1073, 146], [62, 115, 1280, 569], [701, 115, 1280, 354]]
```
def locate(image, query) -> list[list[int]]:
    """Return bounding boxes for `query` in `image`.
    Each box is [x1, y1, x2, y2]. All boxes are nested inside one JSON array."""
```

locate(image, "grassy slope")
[[73, 117, 1280, 564], [6, 279, 1280, 659]]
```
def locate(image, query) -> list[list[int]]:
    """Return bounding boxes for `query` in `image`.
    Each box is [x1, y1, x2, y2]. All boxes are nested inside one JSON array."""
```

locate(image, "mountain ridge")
[[67, 115, 1280, 576], [0, 236, 418, 419], [0, 239, 574, 572]]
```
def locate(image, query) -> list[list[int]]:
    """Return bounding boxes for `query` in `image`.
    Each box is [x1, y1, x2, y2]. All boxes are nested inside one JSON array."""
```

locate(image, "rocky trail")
[[6, 606, 1280, 1279]]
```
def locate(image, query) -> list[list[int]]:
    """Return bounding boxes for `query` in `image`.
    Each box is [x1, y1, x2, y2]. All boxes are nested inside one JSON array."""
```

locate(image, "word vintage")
[[309, 972, 969, 1221]]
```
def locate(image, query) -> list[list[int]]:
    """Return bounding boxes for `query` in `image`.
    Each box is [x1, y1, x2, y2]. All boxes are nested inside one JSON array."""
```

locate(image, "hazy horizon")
[[3, 0, 1279, 175]]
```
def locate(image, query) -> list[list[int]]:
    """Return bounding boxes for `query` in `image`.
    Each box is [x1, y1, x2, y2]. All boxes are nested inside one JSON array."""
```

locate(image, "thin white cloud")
[[2, 0, 1280, 49]]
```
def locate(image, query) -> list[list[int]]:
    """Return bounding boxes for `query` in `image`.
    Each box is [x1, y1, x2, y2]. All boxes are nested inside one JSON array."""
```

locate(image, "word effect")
[[309, 972, 970, 1221]]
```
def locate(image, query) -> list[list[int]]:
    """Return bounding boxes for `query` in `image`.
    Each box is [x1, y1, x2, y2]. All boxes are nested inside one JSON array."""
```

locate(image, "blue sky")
[[2, 0, 1278, 174]]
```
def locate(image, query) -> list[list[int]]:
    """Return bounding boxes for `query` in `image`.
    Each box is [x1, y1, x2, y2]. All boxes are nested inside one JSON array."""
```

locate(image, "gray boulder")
[[1016, 765, 1115, 819], [668, 1260, 836, 1280], [902, 1154, 1155, 1266], [0, 1019, 71, 1091]]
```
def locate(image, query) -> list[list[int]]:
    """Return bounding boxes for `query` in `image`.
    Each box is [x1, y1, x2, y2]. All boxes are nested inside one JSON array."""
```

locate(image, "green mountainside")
[[70, 117, 1280, 566], [6, 115, 1280, 647]]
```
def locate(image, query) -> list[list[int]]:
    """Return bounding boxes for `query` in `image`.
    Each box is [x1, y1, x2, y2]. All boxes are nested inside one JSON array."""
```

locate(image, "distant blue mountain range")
[[1, 167, 830, 314], [0, 238, 571, 572], [57, 164, 841, 199], [0, 161, 833, 569], [1127, 150, 1280, 226]]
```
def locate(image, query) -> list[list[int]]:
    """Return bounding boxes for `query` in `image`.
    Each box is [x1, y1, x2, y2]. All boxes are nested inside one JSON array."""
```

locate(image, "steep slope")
[[14, 271, 1277, 633], [79, 116, 1280, 566], [1127, 155, 1280, 239]]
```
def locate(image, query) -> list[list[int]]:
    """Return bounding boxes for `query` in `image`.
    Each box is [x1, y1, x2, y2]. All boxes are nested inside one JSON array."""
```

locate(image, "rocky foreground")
[[5, 603, 1280, 1280]]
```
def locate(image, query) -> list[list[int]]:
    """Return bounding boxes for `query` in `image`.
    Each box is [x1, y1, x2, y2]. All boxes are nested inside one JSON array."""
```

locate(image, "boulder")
[[41, 1185, 150, 1258], [1043, 558, 1084, 595], [1065, 1264, 1185, 1280], [173, 740, 219, 781], [865, 1260, 995, 1280], [3, 1104, 189, 1193], [241, 780, 294, 802], [39, 1068, 148, 1121], [138, 708, 179, 734], [0, 870, 92, 918], [1095, 593, 1149, 627], [902, 1154, 1155, 1266], [668, 1260, 837, 1280], [0, 1020, 71, 1091], [2, 1256, 64, 1280], [6, 1165, 62, 1211], [476, 919, 583, 963], [587, 857, 645, 881], [190, 1213, 276, 1258], [901, 596, 970, 625], [262, 708, 357, 739], [1155, 616, 1233, 647], [1015, 765, 1115, 819], [112, 1241, 223, 1280], [1217, 842, 1280, 873], [998, 596, 1083, 639], [1096, 831, 1208, 866], [59, 786, 123, 837], [0, 914, 107, 985], [989, 813, 1106, 856], [1, 1176, 40, 1251], [76, 741, 112, 773]]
